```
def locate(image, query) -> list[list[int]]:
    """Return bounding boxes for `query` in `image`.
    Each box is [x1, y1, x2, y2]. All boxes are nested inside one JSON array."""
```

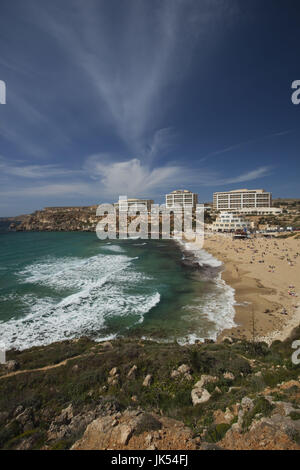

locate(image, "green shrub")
[[242, 397, 274, 430], [289, 411, 300, 421], [205, 423, 231, 442]]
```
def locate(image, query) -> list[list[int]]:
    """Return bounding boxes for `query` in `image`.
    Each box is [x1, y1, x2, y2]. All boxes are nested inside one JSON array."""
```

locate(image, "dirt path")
[[0, 352, 95, 380]]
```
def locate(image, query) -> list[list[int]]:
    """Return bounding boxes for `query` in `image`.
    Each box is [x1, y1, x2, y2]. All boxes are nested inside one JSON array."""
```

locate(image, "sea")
[[0, 230, 236, 350]]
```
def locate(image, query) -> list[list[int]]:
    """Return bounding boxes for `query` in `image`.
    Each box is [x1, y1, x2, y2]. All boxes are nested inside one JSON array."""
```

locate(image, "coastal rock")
[[127, 365, 137, 380], [213, 408, 235, 425], [177, 364, 191, 375], [109, 367, 119, 377], [47, 400, 120, 442], [54, 404, 74, 425], [223, 372, 235, 381], [237, 397, 255, 428], [107, 375, 120, 386], [5, 360, 19, 372], [119, 425, 133, 445], [15, 408, 35, 431], [71, 410, 198, 450], [171, 364, 193, 381], [195, 375, 218, 388], [143, 374, 153, 387], [108, 367, 120, 386], [184, 373, 193, 382], [100, 341, 113, 350], [220, 414, 300, 450], [171, 370, 180, 379], [241, 397, 254, 413], [222, 336, 233, 344], [191, 387, 211, 406], [191, 375, 218, 406]]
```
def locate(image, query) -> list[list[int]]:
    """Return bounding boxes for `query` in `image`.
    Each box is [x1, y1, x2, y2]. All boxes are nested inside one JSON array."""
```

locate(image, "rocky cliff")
[[11, 206, 100, 232]]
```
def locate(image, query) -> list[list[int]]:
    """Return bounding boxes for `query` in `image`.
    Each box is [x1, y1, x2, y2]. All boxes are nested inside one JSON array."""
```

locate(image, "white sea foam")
[[176, 240, 236, 343], [178, 239, 222, 268], [1, 253, 160, 350], [101, 245, 125, 253]]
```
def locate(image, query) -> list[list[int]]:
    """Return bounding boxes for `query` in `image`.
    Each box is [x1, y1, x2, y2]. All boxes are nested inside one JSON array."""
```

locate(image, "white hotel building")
[[211, 212, 251, 232], [114, 197, 154, 212], [213, 189, 272, 211], [165, 190, 198, 209]]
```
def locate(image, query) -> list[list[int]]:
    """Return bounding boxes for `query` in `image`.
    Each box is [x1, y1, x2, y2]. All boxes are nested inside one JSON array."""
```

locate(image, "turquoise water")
[[0, 232, 235, 350]]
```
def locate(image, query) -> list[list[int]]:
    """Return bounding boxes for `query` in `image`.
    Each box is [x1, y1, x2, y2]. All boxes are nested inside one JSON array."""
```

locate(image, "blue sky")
[[0, 0, 299, 216]]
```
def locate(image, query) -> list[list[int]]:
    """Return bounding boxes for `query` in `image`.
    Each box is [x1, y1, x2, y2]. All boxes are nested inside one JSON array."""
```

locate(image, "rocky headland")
[[9, 206, 100, 232]]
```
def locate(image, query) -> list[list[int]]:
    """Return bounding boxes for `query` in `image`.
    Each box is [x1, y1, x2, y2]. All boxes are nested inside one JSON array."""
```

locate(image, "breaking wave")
[[0, 253, 160, 350]]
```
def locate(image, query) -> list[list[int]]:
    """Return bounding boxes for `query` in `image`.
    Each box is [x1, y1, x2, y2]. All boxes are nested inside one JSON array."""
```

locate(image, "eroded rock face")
[[220, 415, 300, 450], [71, 410, 199, 450], [15, 408, 35, 432], [47, 400, 120, 442], [14, 206, 100, 232]]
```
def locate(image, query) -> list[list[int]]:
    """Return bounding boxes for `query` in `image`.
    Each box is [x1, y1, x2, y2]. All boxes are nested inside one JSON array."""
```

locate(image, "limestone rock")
[[6, 360, 19, 372], [71, 410, 198, 450], [223, 372, 235, 381], [109, 367, 119, 377], [191, 387, 211, 406], [119, 424, 133, 445], [171, 370, 180, 379], [107, 376, 119, 386], [127, 365, 137, 379], [177, 364, 191, 375], [195, 375, 218, 389], [143, 374, 153, 387], [184, 373, 193, 382]]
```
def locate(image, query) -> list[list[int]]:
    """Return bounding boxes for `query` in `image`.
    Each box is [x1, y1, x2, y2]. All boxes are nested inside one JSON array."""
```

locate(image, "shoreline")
[[197, 233, 300, 344]]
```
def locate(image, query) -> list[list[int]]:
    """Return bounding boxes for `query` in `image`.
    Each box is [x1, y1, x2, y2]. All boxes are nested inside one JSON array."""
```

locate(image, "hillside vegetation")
[[0, 328, 299, 450]]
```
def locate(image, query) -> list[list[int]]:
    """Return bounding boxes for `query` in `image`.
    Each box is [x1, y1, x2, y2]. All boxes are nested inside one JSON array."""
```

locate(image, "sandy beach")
[[199, 233, 300, 344]]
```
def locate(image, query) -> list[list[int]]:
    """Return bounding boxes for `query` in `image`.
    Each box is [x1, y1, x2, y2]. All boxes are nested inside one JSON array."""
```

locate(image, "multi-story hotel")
[[210, 212, 252, 232], [114, 196, 154, 212], [165, 190, 198, 209], [213, 189, 272, 211]]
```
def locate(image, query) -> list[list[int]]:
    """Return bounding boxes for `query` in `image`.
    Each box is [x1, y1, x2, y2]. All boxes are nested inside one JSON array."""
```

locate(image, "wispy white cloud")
[[0, 157, 77, 179], [0, 153, 272, 204], [31, 0, 237, 154], [200, 130, 292, 162], [214, 166, 272, 185], [0, 183, 92, 198], [83, 155, 272, 197]]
